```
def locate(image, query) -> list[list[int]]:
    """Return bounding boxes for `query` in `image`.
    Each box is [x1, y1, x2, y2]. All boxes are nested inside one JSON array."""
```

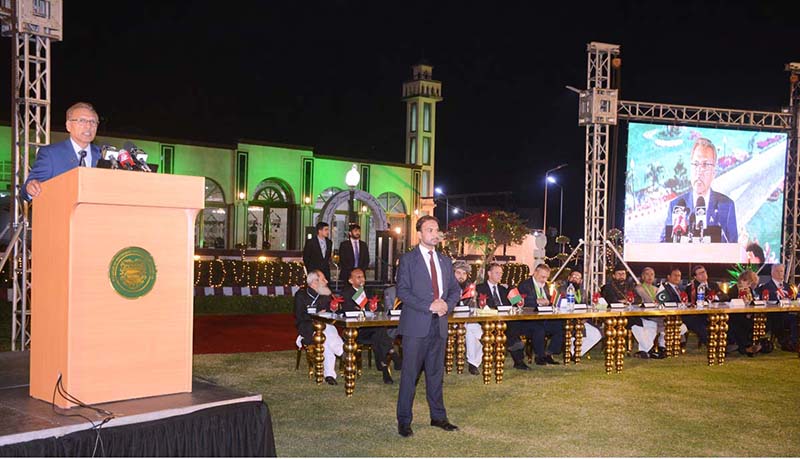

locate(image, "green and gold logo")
[[109, 247, 157, 299]]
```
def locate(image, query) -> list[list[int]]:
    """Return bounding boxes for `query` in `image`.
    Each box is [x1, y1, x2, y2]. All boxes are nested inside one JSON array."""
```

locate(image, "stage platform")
[[0, 351, 275, 456]]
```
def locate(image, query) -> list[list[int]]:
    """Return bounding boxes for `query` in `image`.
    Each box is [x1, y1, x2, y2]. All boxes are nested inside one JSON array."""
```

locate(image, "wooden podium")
[[29, 168, 205, 408]]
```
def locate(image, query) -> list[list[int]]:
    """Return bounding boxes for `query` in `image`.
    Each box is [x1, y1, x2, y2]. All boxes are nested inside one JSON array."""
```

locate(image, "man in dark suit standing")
[[23, 102, 102, 201], [338, 223, 369, 283], [396, 215, 460, 438], [303, 222, 332, 282]]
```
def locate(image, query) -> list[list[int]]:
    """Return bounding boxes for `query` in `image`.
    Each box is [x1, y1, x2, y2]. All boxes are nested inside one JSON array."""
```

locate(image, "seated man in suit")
[[340, 267, 399, 384], [517, 264, 564, 366], [728, 269, 763, 356], [681, 266, 711, 346], [660, 267, 690, 346], [660, 138, 737, 243], [294, 270, 343, 385], [338, 223, 370, 284], [303, 221, 332, 282], [602, 265, 658, 359], [453, 261, 480, 375], [23, 102, 102, 200], [759, 264, 798, 352], [559, 271, 602, 358], [474, 263, 530, 370]]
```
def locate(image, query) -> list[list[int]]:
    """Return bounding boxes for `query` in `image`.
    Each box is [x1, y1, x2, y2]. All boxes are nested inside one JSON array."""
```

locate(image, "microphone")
[[123, 141, 152, 172], [102, 146, 120, 169], [116, 149, 136, 170], [695, 196, 707, 240], [671, 198, 687, 242]]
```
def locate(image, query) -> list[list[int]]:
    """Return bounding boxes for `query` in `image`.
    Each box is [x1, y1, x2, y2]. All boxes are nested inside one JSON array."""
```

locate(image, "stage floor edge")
[[0, 351, 262, 447]]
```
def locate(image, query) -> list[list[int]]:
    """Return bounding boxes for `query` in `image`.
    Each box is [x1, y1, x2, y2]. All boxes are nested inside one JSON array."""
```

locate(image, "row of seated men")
[[295, 261, 799, 385], [294, 267, 400, 386]]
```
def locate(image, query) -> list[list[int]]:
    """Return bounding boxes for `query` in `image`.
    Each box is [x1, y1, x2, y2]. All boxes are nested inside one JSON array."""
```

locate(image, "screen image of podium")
[[28, 168, 204, 408], [623, 122, 788, 264]]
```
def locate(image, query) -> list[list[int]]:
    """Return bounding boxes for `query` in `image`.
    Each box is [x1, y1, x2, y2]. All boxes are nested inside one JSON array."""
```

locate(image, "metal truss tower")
[[784, 63, 800, 284], [578, 42, 619, 295], [579, 41, 799, 291], [0, 0, 62, 351]]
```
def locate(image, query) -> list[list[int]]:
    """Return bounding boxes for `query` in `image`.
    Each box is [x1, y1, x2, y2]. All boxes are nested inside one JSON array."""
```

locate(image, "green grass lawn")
[[194, 345, 800, 457]]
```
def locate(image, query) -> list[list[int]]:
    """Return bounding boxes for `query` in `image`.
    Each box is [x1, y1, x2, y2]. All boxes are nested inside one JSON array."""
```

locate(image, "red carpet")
[[193, 314, 298, 354]]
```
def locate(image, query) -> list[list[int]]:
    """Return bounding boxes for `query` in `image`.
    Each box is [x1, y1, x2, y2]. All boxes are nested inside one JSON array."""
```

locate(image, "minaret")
[[402, 61, 442, 230]]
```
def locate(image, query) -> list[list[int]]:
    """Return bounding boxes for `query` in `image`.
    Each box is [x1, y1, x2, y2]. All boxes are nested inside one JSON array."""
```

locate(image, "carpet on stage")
[[193, 313, 298, 354]]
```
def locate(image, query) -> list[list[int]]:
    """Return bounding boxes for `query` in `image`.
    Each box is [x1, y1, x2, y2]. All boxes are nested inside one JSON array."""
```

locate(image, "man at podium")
[[22, 102, 101, 200]]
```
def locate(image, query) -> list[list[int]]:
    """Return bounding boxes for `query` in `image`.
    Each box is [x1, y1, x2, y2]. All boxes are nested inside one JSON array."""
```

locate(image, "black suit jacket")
[[662, 282, 683, 303], [686, 279, 729, 302], [757, 279, 785, 301], [476, 282, 511, 308], [303, 236, 332, 281], [294, 287, 332, 346], [338, 239, 370, 281]]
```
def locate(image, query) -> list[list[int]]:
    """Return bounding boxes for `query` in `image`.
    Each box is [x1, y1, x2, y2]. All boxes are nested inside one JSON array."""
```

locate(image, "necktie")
[[79, 150, 87, 167], [429, 250, 439, 299], [353, 241, 359, 267], [492, 285, 501, 305]]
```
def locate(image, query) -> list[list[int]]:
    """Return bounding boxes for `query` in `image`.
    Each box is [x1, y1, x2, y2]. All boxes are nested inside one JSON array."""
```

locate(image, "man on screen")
[[660, 138, 738, 243]]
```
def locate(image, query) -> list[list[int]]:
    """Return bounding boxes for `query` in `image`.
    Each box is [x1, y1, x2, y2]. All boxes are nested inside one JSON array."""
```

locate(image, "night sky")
[[1, 1, 798, 241]]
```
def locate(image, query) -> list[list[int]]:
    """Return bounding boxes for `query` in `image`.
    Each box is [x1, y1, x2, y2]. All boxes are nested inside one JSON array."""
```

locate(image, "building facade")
[[0, 63, 443, 266]]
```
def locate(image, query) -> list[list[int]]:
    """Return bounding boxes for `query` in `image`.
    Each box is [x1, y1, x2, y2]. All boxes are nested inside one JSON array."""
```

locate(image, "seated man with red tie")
[[758, 264, 798, 352], [473, 263, 530, 370], [340, 267, 399, 384], [517, 264, 564, 366]]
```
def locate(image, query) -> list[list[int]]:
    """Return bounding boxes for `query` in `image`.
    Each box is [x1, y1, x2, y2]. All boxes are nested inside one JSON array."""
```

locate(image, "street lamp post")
[[345, 164, 361, 225], [548, 177, 564, 236], [543, 163, 567, 232], [435, 187, 449, 229]]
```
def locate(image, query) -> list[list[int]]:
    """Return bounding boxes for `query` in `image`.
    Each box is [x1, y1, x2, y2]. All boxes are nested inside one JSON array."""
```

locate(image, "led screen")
[[624, 122, 787, 264]]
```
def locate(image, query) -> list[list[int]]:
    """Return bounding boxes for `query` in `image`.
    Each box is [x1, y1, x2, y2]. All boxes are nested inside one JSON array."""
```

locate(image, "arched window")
[[249, 178, 295, 250], [377, 192, 408, 253], [195, 178, 227, 249]]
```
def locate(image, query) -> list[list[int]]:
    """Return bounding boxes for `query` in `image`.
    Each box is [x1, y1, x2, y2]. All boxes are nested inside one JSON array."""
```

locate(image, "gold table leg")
[[604, 318, 616, 375], [717, 313, 728, 365], [480, 322, 496, 385], [752, 313, 767, 346], [445, 324, 456, 374], [563, 320, 574, 365], [616, 318, 627, 373], [574, 320, 583, 364], [343, 328, 358, 397], [495, 321, 507, 384], [312, 321, 326, 385], [664, 316, 674, 358], [707, 314, 718, 366], [456, 323, 467, 374]]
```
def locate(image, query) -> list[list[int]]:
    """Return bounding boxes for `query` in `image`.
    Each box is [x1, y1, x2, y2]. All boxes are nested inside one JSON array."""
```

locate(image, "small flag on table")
[[461, 282, 476, 300], [393, 296, 403, 309], [352, 287, 368, 309], [507, 287, 523, 305]]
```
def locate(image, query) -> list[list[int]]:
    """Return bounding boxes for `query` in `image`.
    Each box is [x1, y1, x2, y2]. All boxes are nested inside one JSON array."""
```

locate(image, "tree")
[[447, 210, 529, 280], [645, 162, 665, 189]]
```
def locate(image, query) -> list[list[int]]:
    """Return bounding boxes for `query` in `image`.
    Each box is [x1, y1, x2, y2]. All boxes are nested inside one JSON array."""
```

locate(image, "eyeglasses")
[[68, 118, 99, 127], [690, 161, 715, 171]]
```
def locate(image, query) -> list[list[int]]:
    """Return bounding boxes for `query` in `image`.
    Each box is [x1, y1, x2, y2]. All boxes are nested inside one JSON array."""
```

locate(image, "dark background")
[[0, 0, 798, 242]]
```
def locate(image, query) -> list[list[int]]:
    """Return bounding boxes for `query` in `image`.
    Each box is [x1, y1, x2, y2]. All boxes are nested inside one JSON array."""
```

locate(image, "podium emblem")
[[109, 247, 157, 298]]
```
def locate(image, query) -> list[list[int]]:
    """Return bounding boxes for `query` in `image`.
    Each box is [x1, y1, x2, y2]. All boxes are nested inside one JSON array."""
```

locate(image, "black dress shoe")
[[430, 419, 459, 431], [513, 361, 531, 371], [544, 355, 559, 365], [648, 349, 666, 359], [468, 363, 480, 375], [392, 353, 403, 371], [325, 376, 338, 385], [634, 351, 650, 359], [534, 357, 547, 366], [398, 424, 414, 437], [382, 365, 394, 384]]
